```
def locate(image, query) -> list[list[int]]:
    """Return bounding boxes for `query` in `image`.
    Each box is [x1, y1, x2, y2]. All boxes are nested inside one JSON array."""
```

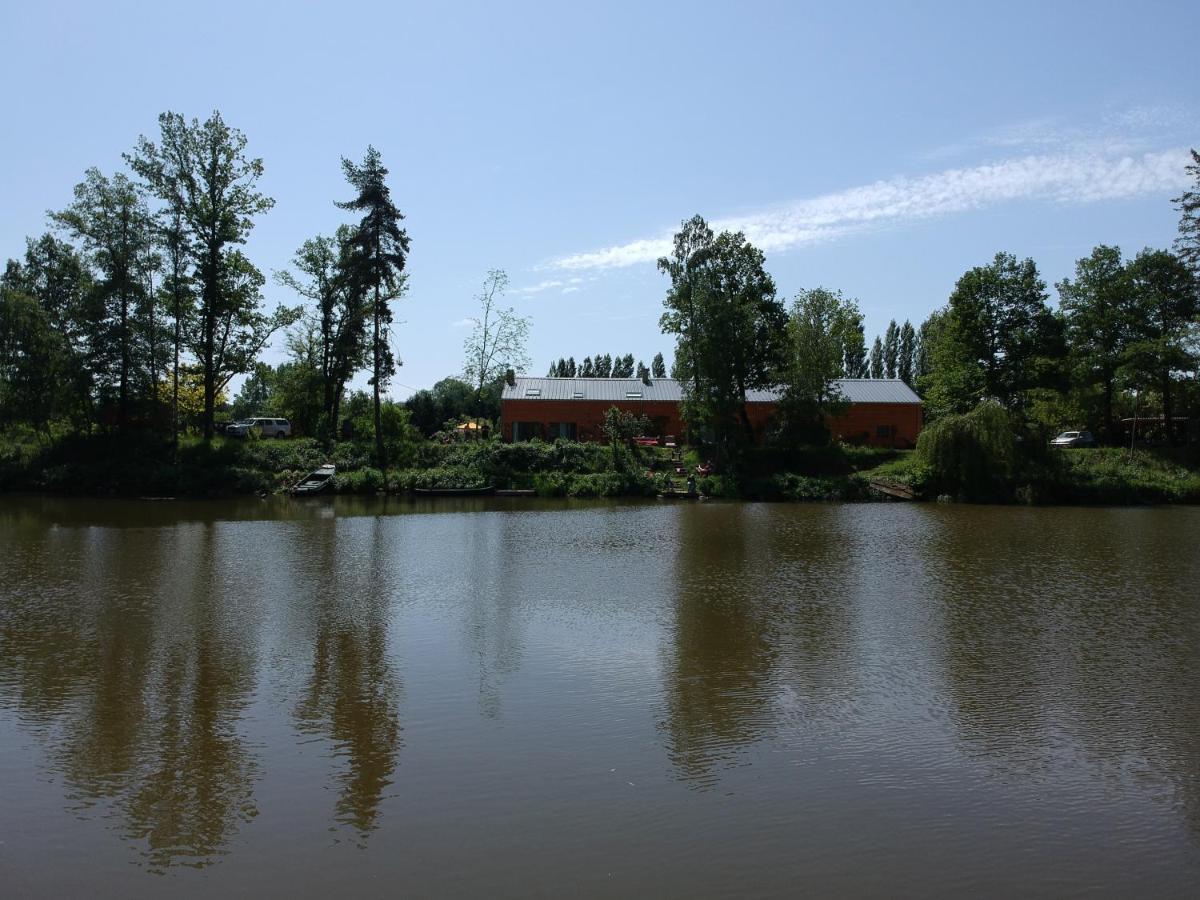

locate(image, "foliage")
[[129, 110, 284, 440], [462, 269, 530, 406], [770, 287, 857, 446], [1173, 148, 1200, 277]]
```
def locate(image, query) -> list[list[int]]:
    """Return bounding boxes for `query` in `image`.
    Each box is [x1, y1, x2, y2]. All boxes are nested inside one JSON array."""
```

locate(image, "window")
[[625, 391, 643, 399], [549, 422, 577, 440], [572, 391, 584, 399], [513, 422, 543, 442], [524, 388, 541, 398], [876, 424, 892, 438]]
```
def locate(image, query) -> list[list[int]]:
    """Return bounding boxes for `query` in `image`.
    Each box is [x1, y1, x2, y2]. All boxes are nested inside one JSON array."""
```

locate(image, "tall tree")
[[462, 269, 530, 412], [1124, 248, 1198, 438], [660, 217, 786, 455], [773, 287, 856, 444], [882, 319, 899, 379], [565, 356, 577, 378], [0, 281, 71, 432], [838, 304, 868, 378], [580, 356, 594, 377], [651, 352, 666, 379], [898, 320, 916, 385], [869, 336, 884, 379], [337, 146, 411, 469], [948, 252, 1060, 411], [658, 215, 716, 443], [1057, 245, 1134, 438], [51, 169, 157, 430], [1173, 149, 1200, 276], [128, 110, 277, 440]]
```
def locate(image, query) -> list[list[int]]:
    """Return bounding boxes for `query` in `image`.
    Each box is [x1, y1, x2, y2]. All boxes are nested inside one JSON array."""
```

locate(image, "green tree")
[[128, 110, 278, 440], [4, 236, 96, 426], [462, 269, 531, 413], [946, 252, 1061, 412], [838, 308, 868, 378], [1173, 149, 1200, 276], [868, 335, 884, 379], [1124, 248, 1198, 438], [898, 320, 916, 385], [659, 216, 786, 457], [580, 356, 594, 377], [882, 319, 899, 379], [0, 282, 70, 432], [651, 352, 666, 378], [1057, 245, 1134, 438], [337, 146, 411, 470], [772, 287, 856, 445], [275, 226, 368, 439], [565, 356, 577, 377], [51, 168, 158, 430]]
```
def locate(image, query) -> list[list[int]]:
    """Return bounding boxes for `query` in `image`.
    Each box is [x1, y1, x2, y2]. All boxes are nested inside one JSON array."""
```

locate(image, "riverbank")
[[2, 429, 1197, 505]]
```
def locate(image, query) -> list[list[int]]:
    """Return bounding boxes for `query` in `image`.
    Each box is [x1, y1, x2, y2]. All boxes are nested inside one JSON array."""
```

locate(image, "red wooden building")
[[500, 377, 923, 447]]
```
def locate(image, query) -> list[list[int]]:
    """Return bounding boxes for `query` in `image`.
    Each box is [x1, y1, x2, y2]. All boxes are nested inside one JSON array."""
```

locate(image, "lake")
[[1, 496, 1198, 897]]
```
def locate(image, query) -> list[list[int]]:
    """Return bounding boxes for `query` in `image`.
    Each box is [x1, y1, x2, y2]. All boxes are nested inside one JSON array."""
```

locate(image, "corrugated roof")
[[503, 376, 921, 404]]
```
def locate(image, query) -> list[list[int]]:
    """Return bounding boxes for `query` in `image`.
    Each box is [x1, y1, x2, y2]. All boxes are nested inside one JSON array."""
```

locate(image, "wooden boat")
[[413, 485, 496, 497], [868, 479, 915, 500], [292, 464, 335, 495], [657, 489, 702, 500], [494, 488, 536, 497]]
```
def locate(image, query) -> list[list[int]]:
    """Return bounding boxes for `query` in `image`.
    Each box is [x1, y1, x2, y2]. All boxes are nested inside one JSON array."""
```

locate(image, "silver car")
[[1050, 430, 1095, 448], [229, 417, 292, 438]]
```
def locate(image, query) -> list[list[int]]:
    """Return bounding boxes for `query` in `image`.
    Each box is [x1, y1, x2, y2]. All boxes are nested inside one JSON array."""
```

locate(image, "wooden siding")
[[501, 397, 923, 447]]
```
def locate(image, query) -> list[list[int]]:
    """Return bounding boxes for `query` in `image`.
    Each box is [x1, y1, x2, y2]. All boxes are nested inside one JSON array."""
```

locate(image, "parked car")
[[223, 418, 253, 436], [228, 417, 292, 439], [1050, 430, 1095, 448]]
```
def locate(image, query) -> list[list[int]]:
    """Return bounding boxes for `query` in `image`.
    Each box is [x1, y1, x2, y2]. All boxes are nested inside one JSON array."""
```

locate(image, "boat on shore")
[[658, 489, 702, 500], [413, 485, 496, 497], [291, 464, 336, 495]]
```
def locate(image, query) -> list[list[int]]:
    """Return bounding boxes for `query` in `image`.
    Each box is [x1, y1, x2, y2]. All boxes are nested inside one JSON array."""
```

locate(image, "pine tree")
[[883, 320, 899, 379], [1173, 149, 1200, 276], [651, 352, 666, 378], [336, 146, 410, 470], [898, 320, 916, 385]]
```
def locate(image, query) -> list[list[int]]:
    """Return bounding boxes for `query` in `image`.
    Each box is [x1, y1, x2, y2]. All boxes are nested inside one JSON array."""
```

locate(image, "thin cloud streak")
[[550, 148, 1192, 271]]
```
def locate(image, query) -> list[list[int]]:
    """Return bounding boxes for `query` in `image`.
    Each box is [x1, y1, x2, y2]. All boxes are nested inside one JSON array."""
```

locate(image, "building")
[[500, 376, 923, 447]]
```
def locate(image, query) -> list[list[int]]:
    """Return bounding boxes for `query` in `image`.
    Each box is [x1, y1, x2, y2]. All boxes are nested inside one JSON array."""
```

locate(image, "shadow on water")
[[924, 506, 1200, 833], [0, 519, 261, 871]]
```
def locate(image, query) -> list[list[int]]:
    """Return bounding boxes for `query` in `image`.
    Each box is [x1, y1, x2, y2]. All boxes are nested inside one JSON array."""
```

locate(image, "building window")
[[876, 424, 892, 438], [513, 422, 543, 442], [549, 422, 577, 440], [625, 391, 643, 399], [524, 388, 541, 398]]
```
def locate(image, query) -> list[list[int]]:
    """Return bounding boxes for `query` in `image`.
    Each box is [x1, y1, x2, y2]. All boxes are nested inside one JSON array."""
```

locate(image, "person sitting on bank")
[[686, 474, 697, 495]]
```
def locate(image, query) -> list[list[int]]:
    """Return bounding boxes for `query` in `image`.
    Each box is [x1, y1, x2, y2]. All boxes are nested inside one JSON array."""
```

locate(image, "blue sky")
[[2, 0, 1196, 397]]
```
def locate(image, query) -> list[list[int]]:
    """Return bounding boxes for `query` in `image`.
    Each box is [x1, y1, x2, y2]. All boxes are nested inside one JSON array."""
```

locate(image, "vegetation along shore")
[[2, 111, 1199, 505]]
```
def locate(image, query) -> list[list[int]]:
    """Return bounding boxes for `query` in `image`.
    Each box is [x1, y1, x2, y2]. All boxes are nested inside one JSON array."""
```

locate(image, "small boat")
[[292, 464, 336, 495], [657, 489, 702, 500], [413, 485, 496, 497], [494, 488, 536, 497]]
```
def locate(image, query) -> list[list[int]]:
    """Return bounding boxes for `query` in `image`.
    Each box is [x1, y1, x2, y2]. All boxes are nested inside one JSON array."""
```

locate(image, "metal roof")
[[503, 376, 921, 404]]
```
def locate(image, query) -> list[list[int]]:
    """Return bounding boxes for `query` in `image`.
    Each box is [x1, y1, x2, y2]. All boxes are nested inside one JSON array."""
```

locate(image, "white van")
[[229, 417, 292, 438]]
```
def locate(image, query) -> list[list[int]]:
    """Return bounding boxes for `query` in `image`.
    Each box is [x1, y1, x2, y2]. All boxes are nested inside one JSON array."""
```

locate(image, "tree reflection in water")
[[293, 513, 401, 841]]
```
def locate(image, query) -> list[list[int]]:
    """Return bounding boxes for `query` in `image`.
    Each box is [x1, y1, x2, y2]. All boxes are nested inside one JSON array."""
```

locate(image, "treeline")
[[0, 110, 417, 469], [655, 148, 1200, 462], [546, 352, 667, 380]]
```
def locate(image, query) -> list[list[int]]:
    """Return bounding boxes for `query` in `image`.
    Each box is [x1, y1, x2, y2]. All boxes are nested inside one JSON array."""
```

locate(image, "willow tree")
[[337, 146, 410, 469]]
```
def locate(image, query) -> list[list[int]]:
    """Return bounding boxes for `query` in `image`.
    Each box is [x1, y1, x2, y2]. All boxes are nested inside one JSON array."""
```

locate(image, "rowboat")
[[292, 464, 336, 495]]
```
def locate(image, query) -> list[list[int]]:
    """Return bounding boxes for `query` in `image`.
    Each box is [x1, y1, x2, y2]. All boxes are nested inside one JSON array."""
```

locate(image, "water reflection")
[[0, 521, 261, 870], [292, 515, 402, 840], [661, 505, 778, 786], [925, 507, 1200, 829]]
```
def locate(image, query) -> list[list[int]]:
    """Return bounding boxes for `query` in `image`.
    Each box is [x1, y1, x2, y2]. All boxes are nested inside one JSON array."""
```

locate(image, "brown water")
[[1, 496, 1198, 897]]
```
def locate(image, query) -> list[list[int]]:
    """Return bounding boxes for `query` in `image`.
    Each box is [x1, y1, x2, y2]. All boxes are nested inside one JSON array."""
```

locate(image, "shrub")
[[916, 401, 1019, 501]]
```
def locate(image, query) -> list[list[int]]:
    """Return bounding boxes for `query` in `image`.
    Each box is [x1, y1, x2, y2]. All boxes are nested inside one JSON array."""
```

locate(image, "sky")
[[1, 0, 1197, 398]]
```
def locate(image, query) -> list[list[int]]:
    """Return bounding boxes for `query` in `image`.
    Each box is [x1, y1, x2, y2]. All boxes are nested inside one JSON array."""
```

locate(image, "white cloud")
[[513, 275, 590, 295], [451, 318, 473, 329], [549, 147, 1192, 272]]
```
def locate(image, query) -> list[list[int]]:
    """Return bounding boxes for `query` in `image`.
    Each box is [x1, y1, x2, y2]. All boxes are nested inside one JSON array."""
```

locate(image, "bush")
[[916, 401, 1021, 501]]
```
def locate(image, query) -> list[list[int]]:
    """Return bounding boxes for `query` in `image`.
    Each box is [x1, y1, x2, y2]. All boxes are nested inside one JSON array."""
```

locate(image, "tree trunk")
[[119, 289, 130, 431], [1162, 368, 1174, 445], [373, 282, 385, 472]]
